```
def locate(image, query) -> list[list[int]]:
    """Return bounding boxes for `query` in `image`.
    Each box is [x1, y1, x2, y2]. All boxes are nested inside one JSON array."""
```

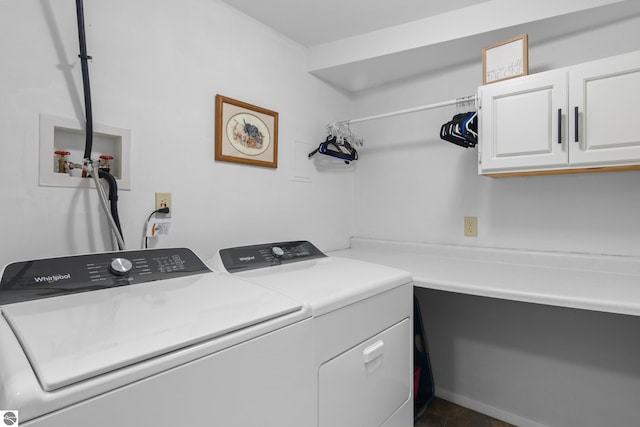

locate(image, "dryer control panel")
[[0, 248, 210, 305], [220, 240, 326, 273]]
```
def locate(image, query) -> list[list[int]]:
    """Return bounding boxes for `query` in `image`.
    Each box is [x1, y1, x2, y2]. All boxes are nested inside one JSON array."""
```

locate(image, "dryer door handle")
[[363, 340, 385, 364]]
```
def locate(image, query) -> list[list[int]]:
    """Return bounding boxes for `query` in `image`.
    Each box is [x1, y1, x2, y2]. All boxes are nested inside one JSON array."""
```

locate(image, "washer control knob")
[[271, 246, 285, 258], [110, 258, 133, 276]]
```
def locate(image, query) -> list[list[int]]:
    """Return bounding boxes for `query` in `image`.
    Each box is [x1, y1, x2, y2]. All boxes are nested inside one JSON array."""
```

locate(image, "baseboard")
[[435, 387, 549, 427]]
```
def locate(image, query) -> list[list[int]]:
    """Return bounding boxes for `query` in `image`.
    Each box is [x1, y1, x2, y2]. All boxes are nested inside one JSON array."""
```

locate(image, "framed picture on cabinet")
[[215, 95, 279, 168], [482, 34, 529, 84]]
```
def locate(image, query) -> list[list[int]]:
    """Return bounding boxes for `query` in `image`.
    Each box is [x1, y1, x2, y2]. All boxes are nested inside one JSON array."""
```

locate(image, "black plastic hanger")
[[440, 112, 477, 148], [308, 136, 358, 164]]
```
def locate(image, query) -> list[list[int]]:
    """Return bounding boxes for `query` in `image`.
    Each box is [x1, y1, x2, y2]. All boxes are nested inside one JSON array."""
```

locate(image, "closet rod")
[[336, 94, 476, 126]]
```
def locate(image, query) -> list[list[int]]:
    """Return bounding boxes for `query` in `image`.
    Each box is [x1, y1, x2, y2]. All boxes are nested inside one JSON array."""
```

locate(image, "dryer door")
[[319, 318, 411, 427]]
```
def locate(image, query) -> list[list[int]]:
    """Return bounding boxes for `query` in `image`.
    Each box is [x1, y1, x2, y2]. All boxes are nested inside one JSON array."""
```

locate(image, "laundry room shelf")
[[329, 238, 640, 317]]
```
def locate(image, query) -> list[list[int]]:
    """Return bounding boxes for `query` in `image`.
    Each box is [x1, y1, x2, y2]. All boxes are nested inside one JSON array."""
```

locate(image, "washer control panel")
[[0, 248, 210, 305], [220, 241, 326, 273]]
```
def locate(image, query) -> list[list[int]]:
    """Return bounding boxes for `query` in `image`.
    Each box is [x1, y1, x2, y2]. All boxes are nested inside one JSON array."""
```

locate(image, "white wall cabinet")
[[478, 50, 640, 176]]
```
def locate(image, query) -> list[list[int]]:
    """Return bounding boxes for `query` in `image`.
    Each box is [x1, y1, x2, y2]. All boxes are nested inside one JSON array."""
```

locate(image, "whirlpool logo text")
[[33, 273, 71, 284]]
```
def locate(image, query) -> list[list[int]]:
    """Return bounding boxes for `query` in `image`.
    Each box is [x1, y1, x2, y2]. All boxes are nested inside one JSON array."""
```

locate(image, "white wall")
[[418, 288, 640, 427], [352, 13, 640, 257], [0, 0, 354, 264]]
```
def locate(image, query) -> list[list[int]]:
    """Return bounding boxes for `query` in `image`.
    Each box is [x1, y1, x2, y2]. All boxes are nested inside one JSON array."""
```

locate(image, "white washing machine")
[[0, 247, 314, 426], [211, 241, 414, 427]]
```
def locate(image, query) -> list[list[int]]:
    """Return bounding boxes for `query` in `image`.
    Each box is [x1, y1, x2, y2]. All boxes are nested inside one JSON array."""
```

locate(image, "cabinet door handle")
[[557, 108, 562, 144], [574, 106, 579, 143]]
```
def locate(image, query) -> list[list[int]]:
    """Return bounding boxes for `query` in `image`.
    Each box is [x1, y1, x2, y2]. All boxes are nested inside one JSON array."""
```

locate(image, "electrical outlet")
[[155, 192, 172, 217], [464, 216, 478, 237]]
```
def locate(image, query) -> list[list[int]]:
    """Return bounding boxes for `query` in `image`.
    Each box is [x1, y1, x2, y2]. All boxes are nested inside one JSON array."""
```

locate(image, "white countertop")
[[329, 238, 640, 317]]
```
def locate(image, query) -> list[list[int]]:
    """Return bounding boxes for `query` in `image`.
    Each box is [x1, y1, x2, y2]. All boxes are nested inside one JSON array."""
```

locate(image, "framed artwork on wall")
[[482, 34, 529, 84], [215, 95, 279, 168]]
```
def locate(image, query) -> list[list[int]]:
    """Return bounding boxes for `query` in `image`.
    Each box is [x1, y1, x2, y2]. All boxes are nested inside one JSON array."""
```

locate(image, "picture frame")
[[215, 95, 278, 168], [482, 34, 529, 84]]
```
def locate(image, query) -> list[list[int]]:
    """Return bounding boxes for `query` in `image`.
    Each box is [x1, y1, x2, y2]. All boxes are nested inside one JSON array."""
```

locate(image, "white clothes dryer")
[[0, 247, 313, 427], [211, 241, 415, 427]]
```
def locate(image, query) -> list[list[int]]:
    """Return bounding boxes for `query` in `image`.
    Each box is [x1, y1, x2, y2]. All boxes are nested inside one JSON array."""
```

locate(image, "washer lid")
[[1, 271, 304, 392]]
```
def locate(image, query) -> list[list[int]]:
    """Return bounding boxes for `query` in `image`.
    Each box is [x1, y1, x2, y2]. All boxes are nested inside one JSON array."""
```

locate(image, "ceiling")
[[220, 0, 640, 92], [220, 0, 491, 47]]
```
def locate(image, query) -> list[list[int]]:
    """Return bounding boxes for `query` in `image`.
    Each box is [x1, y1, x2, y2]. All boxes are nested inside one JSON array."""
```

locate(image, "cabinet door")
[[569, 51, 640, 166], [479, 71, 568, 174]]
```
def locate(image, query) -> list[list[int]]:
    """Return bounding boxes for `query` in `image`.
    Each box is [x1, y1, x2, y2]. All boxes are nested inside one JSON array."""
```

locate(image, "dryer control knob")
[[271, 246, 285, 258], [110, 258, 133, 276]]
